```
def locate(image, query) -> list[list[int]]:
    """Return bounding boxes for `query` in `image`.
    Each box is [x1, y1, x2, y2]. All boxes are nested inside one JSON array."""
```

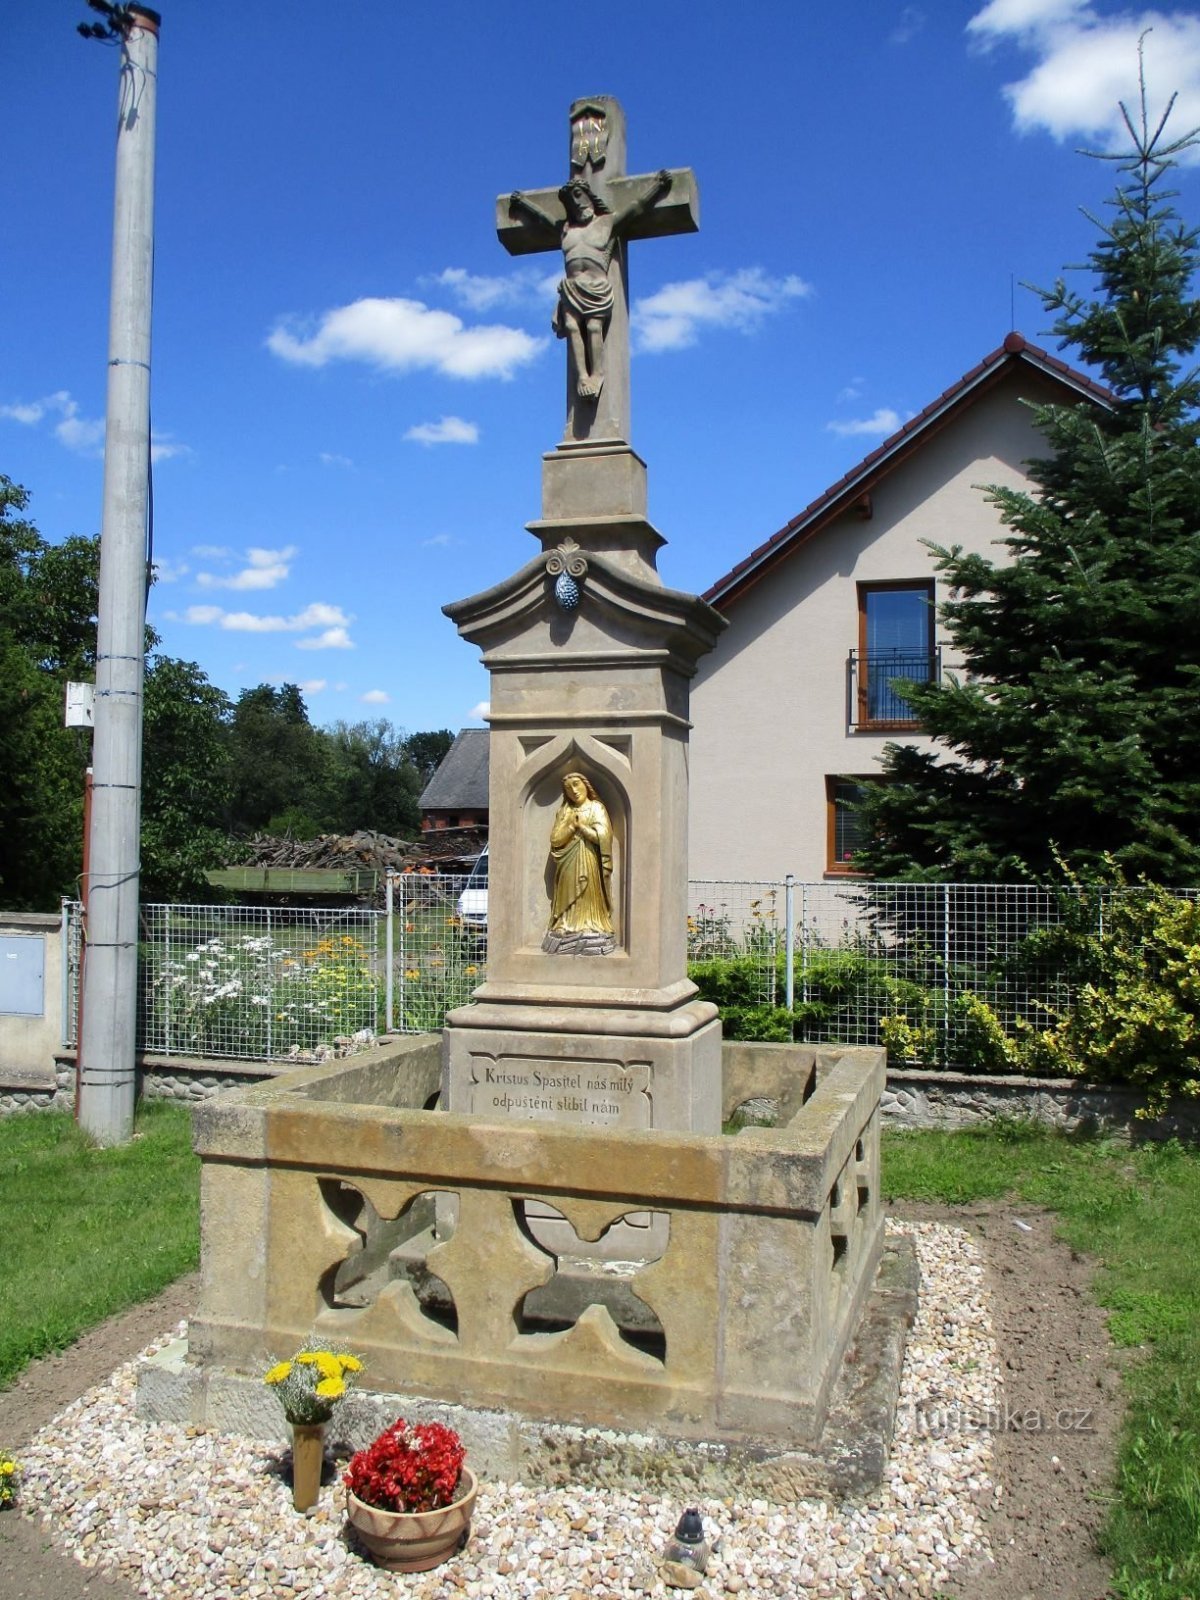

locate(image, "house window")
[[826, 777, 872, 874], [852, 581, 936, 729]]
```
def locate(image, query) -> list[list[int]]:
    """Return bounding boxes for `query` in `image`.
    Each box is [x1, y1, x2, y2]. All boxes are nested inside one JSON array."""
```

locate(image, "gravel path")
[[13, 1220, 1000, 1599]]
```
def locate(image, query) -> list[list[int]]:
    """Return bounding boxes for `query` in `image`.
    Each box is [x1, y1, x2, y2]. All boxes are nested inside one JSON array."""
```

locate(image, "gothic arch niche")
[[518, 733, 632, 954]]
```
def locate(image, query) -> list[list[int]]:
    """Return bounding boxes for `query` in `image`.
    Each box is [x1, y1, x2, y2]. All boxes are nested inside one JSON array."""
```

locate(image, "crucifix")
[[496, 96, 699, 449]]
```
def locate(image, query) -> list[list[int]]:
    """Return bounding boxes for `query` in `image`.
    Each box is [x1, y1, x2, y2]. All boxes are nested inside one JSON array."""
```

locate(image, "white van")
[[456, 845, 489, 930]]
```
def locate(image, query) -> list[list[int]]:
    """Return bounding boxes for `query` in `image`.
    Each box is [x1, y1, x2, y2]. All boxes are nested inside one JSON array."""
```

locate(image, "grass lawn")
[[883, 1123, 1200, 1600], [0, 1101, 199, 1391]]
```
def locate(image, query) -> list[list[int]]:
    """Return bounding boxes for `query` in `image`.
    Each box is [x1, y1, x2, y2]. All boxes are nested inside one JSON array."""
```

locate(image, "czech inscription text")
[[470, 1058, 651, 1128]]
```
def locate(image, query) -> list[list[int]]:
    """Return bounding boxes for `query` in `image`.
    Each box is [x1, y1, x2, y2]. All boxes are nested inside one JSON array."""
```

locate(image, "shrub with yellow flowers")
[[0, 1452, 19, 1509], [263, 1343, 364, 1425]]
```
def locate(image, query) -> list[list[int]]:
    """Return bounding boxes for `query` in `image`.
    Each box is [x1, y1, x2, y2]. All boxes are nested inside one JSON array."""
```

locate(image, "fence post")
[[385, 871, 396, 1034], [941, 881, 951, 1066], [398, 878, 408, 1034], [162, 906, 171, 1057], [265, 905, 273, 1062], [801, 882, 810, 1009], [784, 874, 795, 1011]]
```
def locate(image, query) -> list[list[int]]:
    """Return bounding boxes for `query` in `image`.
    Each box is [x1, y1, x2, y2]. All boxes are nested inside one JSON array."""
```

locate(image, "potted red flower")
[[343, 1419, 477, 1572]]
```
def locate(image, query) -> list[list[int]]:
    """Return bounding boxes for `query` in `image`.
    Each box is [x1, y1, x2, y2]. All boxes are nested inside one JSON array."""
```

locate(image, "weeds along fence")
[[59, 878, 1194, 1066]]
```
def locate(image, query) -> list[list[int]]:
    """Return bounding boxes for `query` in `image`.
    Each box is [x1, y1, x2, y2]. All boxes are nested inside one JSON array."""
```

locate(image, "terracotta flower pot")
[[346, 1467, 478, 1572], [290, 1423, 325, 1511]]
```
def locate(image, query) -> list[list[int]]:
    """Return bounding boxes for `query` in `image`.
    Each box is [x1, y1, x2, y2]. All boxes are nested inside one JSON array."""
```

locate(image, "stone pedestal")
[[444, 448, 724, 1111], [442, 441, 726, 1258]]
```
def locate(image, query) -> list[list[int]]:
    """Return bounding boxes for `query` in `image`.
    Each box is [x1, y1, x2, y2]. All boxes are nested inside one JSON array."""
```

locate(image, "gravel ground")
[[10, 1220, 1001, 1600]]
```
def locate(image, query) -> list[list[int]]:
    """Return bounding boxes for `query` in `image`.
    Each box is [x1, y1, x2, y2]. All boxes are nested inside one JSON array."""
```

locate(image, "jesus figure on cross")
[[509, 170, 672, 402]]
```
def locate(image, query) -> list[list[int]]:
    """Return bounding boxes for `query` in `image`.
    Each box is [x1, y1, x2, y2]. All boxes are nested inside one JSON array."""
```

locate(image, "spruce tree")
[[857, 85, 1200, 883]]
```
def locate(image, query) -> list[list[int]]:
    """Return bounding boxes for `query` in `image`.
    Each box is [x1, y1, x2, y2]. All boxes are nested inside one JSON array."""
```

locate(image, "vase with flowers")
[[0, 1451, 19, 1510], [344, 1419, 477, 1572], [263, 1343, 364, 1510]]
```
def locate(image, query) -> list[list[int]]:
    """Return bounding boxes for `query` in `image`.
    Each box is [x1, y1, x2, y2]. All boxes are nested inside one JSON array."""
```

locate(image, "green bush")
[[698, 881, 1200, 1108], [1016, 884, 1200, 1115], [716, 1005, 796, 1042], [688, 956, 766, 1009]]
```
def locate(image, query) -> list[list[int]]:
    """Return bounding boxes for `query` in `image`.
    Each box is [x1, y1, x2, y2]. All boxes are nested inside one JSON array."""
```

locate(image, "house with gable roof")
[[688, 333, 1112, 884], [418, 726, 490, 835]]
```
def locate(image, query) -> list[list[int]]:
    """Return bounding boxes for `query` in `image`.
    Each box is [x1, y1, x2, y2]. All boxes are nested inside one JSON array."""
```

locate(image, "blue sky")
[[5, 0, 1199, 735]]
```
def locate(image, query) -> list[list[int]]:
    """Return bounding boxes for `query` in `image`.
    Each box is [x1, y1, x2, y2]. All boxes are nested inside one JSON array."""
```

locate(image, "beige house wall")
[[689, 373, 1063, 884]]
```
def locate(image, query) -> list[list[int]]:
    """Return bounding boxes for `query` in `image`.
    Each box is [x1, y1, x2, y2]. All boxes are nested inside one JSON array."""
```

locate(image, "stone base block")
[[136, 1237, 917, 1503], [443, 1012, 720, 1258], [443, 1013, 722, 1135], [539, 442, 649, 522]]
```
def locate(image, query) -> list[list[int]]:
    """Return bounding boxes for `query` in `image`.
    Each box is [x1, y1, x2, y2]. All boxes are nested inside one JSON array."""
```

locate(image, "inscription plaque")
[[469, 1056, 652, 1128]]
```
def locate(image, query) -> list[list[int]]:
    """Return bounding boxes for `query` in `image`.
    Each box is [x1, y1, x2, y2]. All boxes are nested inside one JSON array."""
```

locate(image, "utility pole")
[[78, 4, 161, 1144]]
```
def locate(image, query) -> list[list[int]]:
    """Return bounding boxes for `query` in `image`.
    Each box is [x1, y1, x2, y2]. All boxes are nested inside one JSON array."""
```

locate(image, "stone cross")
[[496, 96, 699, 449]]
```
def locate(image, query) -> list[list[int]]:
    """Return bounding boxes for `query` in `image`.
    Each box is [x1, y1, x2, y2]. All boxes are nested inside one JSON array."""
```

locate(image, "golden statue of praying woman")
[[542, 772, 616, 955]]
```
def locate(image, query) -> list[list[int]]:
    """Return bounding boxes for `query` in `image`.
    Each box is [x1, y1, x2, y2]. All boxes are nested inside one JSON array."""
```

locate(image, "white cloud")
[[891, 6, 927, 44], [319, 451, 354, 468], [151, 434, 191, 463], [361, 688, 391, 704], [431, 266, 554, 312], [56, 411, 106, 453], [1, 389, 189, 459], [469, 700, 491, 721], [151, 557, 189, 584], [0, 399, 49, 424], [827, 408, 905, 438], [421, 532, 456, 548], [192, 544, 231, 559], [632, 269, 812, 353], [182, 601, 351, 636], [968, 2, 1200, 155], [196, 545, 298, 592], [404, 416, 480, 447], [296, 626, 354, 650], [267, 296, 545, 380], [299, 679, 327, 694]]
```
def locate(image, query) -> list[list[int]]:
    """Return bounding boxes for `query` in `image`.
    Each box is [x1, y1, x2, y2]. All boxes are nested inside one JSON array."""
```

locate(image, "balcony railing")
[[847, 647, 940, 730]]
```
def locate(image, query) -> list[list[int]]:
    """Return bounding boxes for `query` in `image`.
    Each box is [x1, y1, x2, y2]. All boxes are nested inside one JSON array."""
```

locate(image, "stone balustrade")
[[188, 1037, 884, 1449]]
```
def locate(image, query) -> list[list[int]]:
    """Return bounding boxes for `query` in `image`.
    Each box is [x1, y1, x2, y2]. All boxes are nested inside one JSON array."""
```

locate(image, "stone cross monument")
[[496, 96, 699, 449], [443, 98, 724, 1235]]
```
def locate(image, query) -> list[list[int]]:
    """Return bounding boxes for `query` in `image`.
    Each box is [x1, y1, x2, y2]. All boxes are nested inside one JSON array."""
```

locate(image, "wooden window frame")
[[825, 775, 877, 876], [855, 580, 935, 731]]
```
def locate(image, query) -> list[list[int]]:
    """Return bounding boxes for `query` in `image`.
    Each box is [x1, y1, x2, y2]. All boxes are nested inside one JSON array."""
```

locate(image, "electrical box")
[[0, 936, 45, 1016], [65, 681, 95, 728]]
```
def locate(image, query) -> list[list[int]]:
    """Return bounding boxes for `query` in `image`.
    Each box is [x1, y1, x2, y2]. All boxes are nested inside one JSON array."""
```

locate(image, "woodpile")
[[224, 827, 487, 900]]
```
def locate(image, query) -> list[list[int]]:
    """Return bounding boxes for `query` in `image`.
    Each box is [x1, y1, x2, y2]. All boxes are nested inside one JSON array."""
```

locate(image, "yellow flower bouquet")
[[263, 1343, 364, 1425], [0, 1452, 19, 1509]]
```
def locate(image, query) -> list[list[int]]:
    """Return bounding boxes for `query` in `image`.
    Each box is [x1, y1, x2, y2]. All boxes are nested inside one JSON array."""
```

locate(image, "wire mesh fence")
[[57, 879, 1198, 1066], [388, 873, 484, 1034], [687, 882, 784, 1005], [789, 880, 1070, 1062], [137, 902, 384, 1061]]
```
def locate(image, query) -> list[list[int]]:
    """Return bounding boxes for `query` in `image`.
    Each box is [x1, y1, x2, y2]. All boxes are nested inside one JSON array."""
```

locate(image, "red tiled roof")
[[703, 333, 1114, 611]]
